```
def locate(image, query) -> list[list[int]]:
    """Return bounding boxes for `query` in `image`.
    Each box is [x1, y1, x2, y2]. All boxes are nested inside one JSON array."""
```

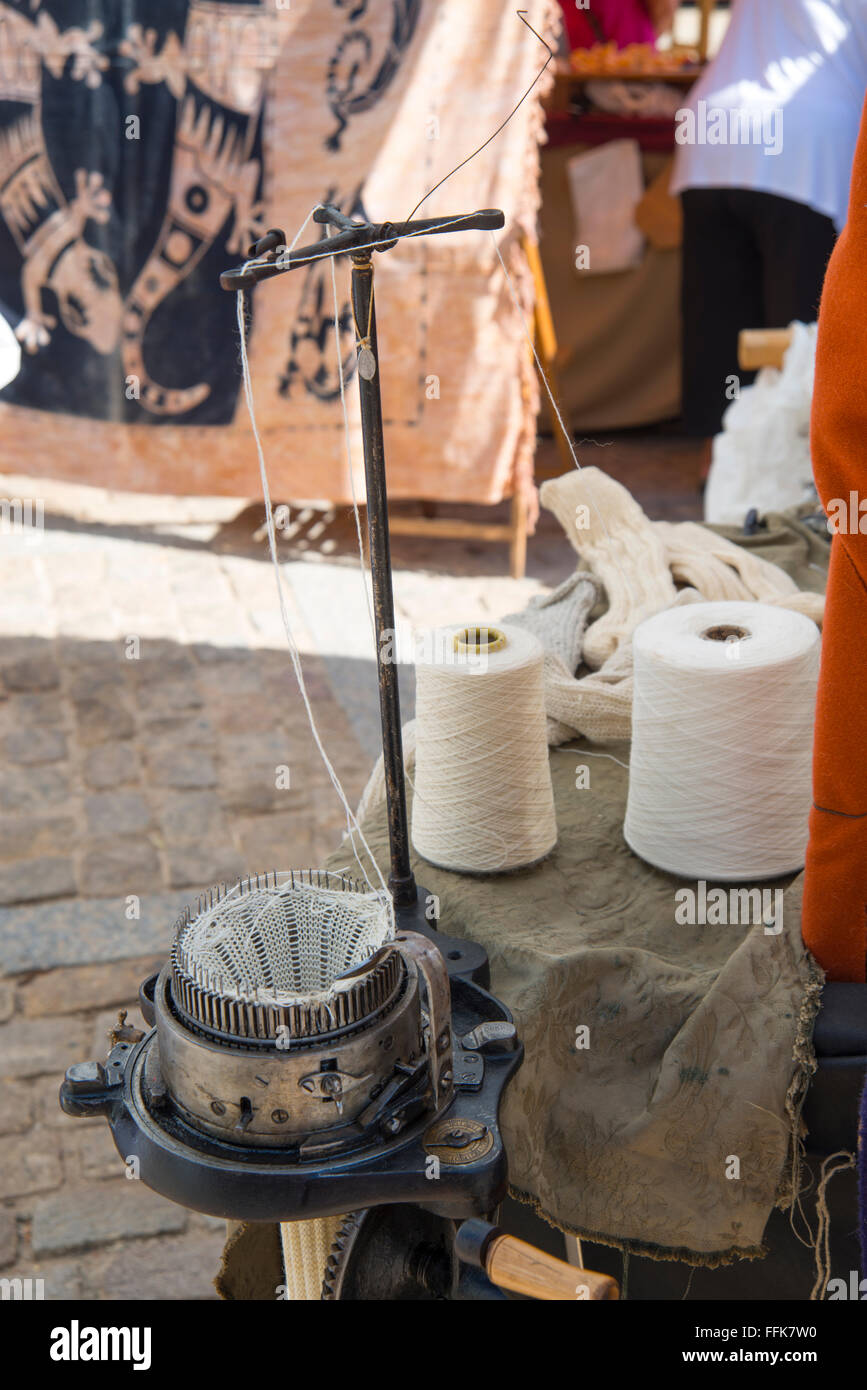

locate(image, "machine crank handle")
[[455, 1219, 619, 1301]]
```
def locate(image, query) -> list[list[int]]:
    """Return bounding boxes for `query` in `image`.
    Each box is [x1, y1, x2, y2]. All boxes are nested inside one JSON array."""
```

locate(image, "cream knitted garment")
[[356, 469, 825, 821], [539, 468, 677, 667]]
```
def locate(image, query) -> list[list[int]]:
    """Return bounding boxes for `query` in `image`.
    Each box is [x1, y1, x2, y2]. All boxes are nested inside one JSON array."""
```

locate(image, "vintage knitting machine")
[[60, 208, 617, 1300]]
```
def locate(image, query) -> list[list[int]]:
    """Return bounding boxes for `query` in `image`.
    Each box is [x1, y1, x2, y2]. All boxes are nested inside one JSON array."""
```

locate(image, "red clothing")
[[559, 0, 655, 50]]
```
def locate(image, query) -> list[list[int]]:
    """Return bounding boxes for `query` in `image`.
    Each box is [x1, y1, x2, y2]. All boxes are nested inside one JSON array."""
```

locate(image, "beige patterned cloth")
[[0, 0, 557, 515]]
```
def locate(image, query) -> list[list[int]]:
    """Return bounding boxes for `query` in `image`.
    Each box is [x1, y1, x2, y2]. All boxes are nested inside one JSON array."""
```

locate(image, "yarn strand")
[[235, 207, 388, 901]]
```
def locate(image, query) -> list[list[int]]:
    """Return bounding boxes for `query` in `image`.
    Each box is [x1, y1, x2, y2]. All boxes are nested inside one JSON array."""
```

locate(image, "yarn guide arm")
[[223, 204, 505, 916], [219, 206, 505, 289]]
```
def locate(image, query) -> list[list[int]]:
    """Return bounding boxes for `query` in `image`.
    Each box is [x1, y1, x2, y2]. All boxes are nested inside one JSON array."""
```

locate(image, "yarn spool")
[[411, 623, 557, 874], [624, 601, 820, 881]]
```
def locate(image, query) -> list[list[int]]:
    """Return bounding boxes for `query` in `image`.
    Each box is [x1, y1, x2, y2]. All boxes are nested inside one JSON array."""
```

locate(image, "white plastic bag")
[[567, 139, 646, 276], [703, 321, 818, 526]]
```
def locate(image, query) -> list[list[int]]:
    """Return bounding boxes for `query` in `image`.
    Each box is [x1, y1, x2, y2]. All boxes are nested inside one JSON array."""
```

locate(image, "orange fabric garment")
[[802, 97, 867, 983]]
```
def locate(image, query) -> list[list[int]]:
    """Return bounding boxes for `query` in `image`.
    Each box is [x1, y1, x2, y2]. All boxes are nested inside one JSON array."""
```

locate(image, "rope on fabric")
[[809, 1150, 856, 1300]]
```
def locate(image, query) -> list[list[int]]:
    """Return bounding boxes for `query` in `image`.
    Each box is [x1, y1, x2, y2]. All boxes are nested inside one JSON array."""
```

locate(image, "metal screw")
[[271, 1108, 289, 1124], [211, 1101, 226, 1116]]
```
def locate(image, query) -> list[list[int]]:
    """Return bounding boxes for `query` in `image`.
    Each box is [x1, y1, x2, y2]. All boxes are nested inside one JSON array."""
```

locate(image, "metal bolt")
[[440, 1070, 453, 1089], [271, 1109, 289, 1124], [384, 1116, 402, 1134], [211, 1100, 226, 1116]]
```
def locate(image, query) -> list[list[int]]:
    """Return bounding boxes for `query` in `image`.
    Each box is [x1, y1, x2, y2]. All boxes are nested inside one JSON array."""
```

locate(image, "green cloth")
[[336, 752, 822, 1264]]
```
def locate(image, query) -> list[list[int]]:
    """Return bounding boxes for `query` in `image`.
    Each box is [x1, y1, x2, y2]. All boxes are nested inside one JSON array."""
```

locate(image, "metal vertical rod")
[[350, 252, 417, 907]]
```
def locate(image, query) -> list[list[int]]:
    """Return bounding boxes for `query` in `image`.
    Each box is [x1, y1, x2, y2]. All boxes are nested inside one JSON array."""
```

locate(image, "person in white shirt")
[[671, 0, 867, 441]]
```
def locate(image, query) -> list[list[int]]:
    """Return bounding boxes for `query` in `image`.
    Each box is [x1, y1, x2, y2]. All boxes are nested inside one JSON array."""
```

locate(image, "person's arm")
[[801, 94, 867, 982]]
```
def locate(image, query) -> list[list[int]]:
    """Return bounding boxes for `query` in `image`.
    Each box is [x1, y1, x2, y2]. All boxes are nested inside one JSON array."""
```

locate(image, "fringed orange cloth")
[[802, 98, 867, 983]]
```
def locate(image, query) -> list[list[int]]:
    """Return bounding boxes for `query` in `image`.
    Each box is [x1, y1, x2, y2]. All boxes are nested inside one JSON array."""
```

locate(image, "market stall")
[[538, 2, 722, 431]]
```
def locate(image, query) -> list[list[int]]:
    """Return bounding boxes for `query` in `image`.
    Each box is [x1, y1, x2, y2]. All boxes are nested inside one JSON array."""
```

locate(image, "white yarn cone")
[[411, 623, 557, 874], [624, 601, 820, 881]]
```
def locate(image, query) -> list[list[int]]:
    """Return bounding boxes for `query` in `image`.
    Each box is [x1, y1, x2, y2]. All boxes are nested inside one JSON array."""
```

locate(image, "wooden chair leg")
[[522, 235, 573, 472], [698, 0, 716, 62], [509, 490, 528, 580]]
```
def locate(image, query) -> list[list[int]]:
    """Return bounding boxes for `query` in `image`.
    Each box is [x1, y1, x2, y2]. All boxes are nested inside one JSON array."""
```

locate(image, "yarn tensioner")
[[60, 207, 616, 1299]]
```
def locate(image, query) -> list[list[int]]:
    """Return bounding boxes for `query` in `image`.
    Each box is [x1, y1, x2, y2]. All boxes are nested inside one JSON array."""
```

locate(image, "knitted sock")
[[539, 467, 676, 668], [655, 520, 825, 626], [503, 571, 599, 675]]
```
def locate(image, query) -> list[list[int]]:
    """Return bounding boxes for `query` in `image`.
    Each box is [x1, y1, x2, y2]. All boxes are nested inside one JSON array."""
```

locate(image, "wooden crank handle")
[[455, 1219, 619, 1301]]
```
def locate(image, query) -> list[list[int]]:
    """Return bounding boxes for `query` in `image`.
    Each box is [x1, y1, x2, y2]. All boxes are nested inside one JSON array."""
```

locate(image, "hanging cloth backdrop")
[[0, 0, 556, 512]]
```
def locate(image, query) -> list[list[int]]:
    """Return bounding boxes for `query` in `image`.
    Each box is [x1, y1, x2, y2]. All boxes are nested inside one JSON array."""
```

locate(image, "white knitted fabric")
[[280, 1214, 344, 1300], [177, 875, 393, 1003], [656, 519, 825, 625], [355, 470, 826, 819], [503, 571, 599, 673]]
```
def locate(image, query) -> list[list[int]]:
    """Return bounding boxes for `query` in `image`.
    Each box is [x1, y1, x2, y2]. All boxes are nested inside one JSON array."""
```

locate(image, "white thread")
[[624, 601, 820, 881], [555, 746, 631, 771], [411, 623, 557, 873], [235, 208, 389, 902], [327, 237, 376, 648]]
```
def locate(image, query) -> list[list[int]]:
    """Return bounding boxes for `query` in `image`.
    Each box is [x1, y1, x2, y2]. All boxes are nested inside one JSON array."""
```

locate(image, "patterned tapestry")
[[0, 0, 556, 510]]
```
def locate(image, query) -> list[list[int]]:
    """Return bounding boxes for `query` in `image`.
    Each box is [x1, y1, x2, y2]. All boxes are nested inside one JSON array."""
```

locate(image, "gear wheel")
[[321, 1212, 366, 1300], [321, 1207, 457, 1300]]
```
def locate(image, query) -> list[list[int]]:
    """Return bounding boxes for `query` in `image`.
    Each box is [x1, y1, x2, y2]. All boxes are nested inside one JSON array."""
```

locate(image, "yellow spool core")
[[453, 626, 507, 655]]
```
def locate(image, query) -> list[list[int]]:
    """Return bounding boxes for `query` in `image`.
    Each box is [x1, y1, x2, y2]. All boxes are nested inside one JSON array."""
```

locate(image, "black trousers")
[[680, 187, 838, 437]]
